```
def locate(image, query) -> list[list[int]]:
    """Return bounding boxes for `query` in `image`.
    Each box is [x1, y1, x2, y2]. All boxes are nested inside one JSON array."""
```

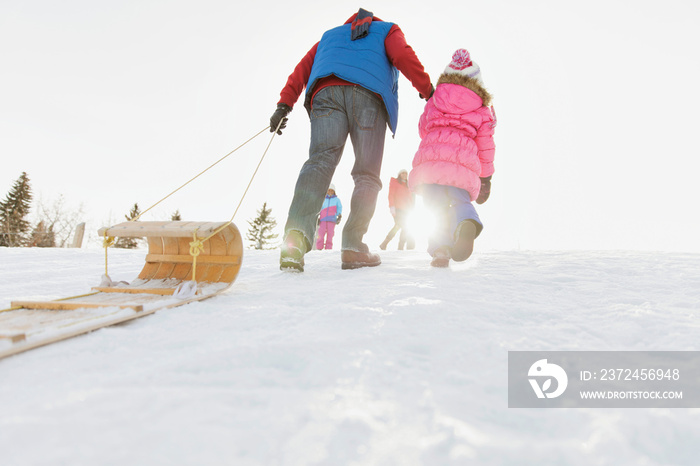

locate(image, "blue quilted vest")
[[304, 21, 400, 134]]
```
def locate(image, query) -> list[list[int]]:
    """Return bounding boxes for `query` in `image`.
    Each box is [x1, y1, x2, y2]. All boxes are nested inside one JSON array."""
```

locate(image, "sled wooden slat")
[[142, 254, 241, 265], [0, 333, 26, 343], [99, 221, 244, 285], [139, 237, 161, 280], [1, 220, 243, 359], [11, 300, 145, 312], [91, 287, 180, 296], [98, 221, 233, 238], [153, 236, 178, 280]]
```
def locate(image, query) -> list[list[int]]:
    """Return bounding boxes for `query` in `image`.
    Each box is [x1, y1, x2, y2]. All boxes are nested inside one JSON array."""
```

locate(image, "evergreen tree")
[[115, 203, 141, 249], [246, 202, 279, 250], [0, 172, 33, 247], [171, 209, 182, 221], [28, 220, 56, 247]]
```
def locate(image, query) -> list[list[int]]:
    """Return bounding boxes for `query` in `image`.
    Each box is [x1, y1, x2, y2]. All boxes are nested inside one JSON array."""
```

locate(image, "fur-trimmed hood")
[[409, 71, 496, 201], [436, 73, 492, 107]]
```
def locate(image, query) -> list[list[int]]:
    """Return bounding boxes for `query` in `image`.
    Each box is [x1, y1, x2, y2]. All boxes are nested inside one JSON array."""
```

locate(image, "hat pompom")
[[444, 48, 484, 85], [447, 49, 472, 71]]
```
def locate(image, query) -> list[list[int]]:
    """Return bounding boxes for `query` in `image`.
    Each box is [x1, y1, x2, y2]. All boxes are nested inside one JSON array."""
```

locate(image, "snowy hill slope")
[[1, 247, 699, 465]]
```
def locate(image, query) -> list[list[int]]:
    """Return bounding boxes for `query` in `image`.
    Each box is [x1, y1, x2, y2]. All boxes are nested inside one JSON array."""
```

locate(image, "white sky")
[[2, 0, 699, 252]]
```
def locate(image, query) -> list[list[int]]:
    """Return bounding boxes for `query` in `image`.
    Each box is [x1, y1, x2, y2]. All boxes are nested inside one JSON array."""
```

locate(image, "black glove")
[[476, 176, 491, 204], [336, 214, 342, 225], [419, 84, 435, 101], [270, 103, 292, 135]]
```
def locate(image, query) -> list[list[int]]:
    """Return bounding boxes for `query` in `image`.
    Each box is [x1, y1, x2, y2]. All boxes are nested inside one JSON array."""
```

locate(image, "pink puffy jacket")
[[409, 75, 496, 202]]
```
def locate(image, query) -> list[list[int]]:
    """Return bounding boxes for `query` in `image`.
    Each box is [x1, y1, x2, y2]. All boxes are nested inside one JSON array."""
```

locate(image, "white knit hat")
[[328, 183, 336, 192], [444, 48, 483, 85]]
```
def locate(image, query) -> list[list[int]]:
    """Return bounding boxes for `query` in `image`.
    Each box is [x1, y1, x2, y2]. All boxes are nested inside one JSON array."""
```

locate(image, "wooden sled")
[[0, 221, 243, 359]]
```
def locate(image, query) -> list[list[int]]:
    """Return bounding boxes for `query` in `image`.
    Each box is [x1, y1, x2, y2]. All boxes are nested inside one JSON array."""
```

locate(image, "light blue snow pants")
[[421, 184, 483, 256]]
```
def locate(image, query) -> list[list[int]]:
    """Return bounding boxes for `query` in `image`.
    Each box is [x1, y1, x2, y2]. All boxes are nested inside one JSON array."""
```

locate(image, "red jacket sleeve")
[[278, 42, 319, 108], [384, 25, 432, 98]]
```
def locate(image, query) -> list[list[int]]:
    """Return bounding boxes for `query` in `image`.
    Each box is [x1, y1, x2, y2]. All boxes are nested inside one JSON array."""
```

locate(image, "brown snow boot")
[[451, 220, 477, 262], [430, 247, 451, 268], [341, 250, 381, 270]]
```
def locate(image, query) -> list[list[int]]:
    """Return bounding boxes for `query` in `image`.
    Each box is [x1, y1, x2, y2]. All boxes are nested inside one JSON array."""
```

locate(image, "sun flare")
[[405, 199, 437, 242]]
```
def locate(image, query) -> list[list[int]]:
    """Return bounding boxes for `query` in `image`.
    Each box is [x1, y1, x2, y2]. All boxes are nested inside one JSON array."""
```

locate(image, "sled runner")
[[0, 221, 243, 359], [0, 124, 279, 359]]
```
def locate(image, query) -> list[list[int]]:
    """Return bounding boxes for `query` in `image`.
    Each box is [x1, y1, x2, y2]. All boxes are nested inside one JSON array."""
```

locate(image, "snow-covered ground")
[[1, 246, 699, 465]]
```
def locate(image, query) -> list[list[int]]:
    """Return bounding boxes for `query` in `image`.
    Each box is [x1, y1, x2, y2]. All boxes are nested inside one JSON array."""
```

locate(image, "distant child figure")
[[409, 48, 496, 267], [316, 184, 343, 250], [380, 169, 415, 250]]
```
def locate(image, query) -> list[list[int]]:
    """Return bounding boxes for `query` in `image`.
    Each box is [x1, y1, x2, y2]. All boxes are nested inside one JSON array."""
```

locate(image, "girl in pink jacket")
[[409, 48, 496, 267]]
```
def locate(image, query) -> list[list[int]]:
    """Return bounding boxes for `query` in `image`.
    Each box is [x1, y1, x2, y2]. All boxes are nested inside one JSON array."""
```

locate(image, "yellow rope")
[[1, 291, 102, 313], [188, 229, 204, 282], [56, 292, 101, 301], [103, 232, 116, 278], [3, 233, 112, 313], [178, 122, 280, 282], [99, 126, 271, 281], [132, 126, 270, 222], [4, 127, 276, 312], [0, 305, 22, 314], [100, 123, 279, 284], [194, 120, 282, 248]]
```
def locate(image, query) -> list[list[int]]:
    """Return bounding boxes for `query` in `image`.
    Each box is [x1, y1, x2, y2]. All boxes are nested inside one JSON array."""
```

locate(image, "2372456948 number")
[[600, 368, 680, 381]]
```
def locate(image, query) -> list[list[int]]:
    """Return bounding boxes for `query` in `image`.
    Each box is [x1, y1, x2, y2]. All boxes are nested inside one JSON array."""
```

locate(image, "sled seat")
[[97, 221, 243, 286]]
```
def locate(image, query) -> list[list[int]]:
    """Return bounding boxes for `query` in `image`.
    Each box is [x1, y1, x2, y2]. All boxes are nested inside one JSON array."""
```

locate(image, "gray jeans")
[[284, 85, 388, 252]]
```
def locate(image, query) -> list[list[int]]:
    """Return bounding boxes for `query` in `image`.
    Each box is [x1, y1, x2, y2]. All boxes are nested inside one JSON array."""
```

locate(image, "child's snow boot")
[[430, 247, 451, 268], [280, 230, 307, 272], [451, 220, 477, 261]]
